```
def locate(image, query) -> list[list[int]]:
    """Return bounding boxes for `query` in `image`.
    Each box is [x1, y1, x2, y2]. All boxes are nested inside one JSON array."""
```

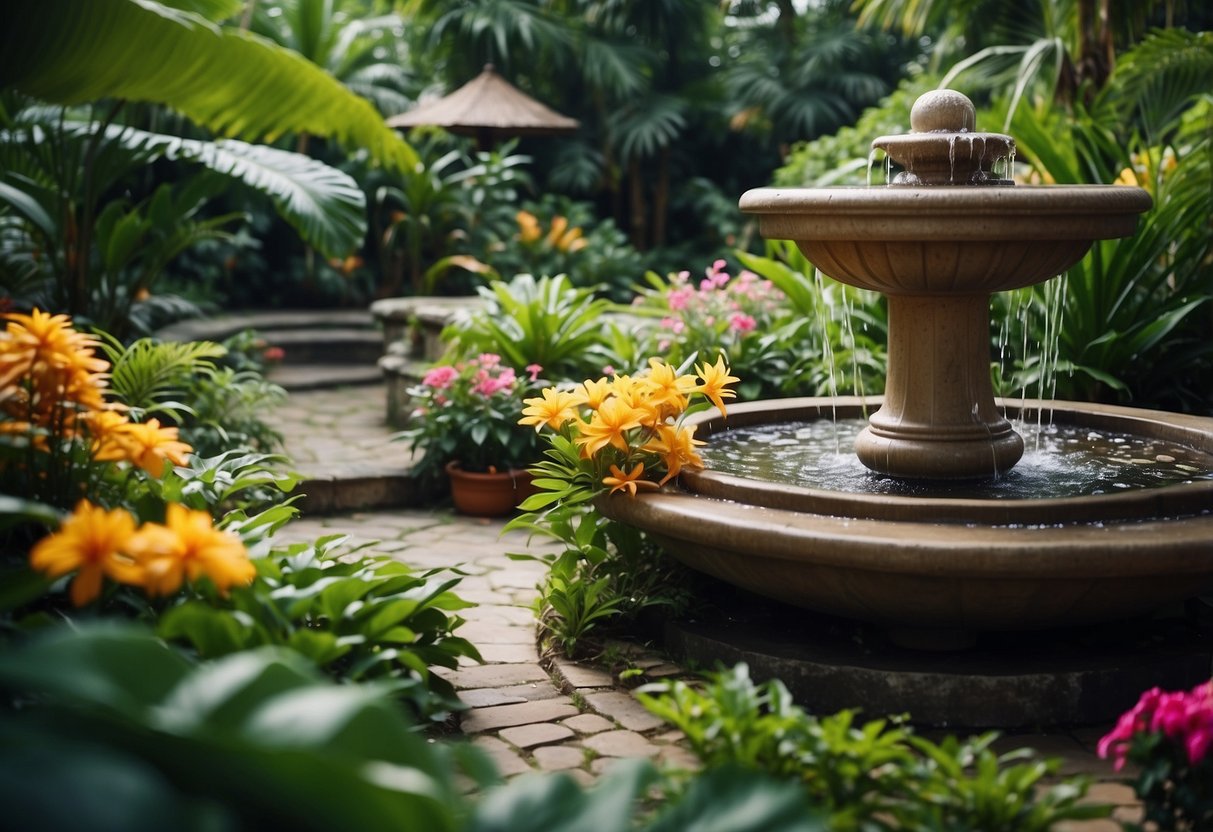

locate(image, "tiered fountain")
[[602, 90, 1213, 726]]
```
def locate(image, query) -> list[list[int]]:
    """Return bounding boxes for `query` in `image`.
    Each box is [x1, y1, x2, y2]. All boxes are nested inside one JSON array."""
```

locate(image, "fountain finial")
[[874, 88, 1012, 186], [910, 89, 975, 133]]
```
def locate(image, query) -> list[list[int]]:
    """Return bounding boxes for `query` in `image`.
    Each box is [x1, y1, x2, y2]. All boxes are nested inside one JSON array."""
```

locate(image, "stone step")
[[261, 327, 382, 365], [268, 362, 383, 391], [158, 309, 375, 342]]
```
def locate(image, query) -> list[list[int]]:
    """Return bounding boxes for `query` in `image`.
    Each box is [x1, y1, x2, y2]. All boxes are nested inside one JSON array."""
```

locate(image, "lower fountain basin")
[[599, 397, 1213, 650]]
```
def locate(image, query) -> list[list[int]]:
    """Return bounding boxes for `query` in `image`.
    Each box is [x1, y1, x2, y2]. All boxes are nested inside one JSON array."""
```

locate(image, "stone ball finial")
[[910, 89, 976, 134]]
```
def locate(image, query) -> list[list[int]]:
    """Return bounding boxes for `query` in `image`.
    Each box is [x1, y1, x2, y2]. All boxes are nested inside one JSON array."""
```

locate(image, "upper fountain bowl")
[[741, 88, 1151, 297]]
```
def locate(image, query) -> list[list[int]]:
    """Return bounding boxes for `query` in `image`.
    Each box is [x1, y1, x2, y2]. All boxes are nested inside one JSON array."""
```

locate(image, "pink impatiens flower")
[[1099, 681, 1213, 771], [422, 365, 458, 389], [525, 364, 543, 382]]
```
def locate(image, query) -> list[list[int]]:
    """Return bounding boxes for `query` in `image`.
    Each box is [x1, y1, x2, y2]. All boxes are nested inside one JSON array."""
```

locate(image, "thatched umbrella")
[[387, 64, 579, 149]]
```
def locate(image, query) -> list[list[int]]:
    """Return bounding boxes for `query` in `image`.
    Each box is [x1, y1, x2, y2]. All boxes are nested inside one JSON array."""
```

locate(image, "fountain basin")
[[599, 398, 1213, 650]]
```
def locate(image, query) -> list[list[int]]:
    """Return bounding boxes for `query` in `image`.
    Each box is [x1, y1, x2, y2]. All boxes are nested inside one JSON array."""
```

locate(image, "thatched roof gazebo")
[[387, 64, 579, 149]]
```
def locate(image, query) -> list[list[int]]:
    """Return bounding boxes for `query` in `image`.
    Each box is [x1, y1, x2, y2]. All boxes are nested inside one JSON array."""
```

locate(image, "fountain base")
[[662, 588, 1213, 728]]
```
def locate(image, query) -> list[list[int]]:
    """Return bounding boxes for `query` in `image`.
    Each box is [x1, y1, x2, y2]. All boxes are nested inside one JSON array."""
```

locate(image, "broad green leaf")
[[0, 0, 416, 171]]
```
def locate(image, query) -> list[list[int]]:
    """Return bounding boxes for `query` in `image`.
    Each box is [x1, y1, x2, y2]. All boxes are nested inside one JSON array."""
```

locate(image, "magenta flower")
[[730, 313, 757, 333], [423, 365, 458, 389], [1099, 681, 1213, 770]]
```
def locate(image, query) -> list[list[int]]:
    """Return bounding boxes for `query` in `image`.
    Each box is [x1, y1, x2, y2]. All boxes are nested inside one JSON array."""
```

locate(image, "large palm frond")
[[0, 0, 416, 170], [1096, 28, 1213, 141], [1, 118, 366, 259]]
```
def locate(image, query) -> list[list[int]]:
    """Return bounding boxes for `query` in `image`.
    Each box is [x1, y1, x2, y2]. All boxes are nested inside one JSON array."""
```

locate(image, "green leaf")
[[0, 0, 416, 170], [159, 601, 254, 658], [0, 622, 192, 716]]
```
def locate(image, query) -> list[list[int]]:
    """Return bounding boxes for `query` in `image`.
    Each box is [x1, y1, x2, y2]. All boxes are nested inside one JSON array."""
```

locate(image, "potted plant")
[[399, 353, 545, 516]]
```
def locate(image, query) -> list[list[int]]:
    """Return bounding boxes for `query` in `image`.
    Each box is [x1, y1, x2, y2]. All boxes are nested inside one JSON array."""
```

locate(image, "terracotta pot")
[[445, 461, 536, 517]]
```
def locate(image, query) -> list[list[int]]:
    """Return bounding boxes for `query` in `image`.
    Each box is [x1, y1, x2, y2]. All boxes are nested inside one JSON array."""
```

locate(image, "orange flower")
[[519, 387, 580, 432], [643, 358, 697, 419], [602, 462, 659, 497], [573, 397, 645, 458], [695, 355, 739, 417], [126, 503, 255, 596], [646, 423, 705, 485], [87, 408, 133, 461], [107, 418, 192, 476], [571, 377, 612, 411], [545, 215, 569, 247], [29, 501, 142, 606], [517, 210, 541, 243]]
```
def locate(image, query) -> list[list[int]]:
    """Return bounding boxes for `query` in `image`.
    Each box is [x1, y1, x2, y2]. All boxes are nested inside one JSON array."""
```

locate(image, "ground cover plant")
[[639, 664, 1111, 832]]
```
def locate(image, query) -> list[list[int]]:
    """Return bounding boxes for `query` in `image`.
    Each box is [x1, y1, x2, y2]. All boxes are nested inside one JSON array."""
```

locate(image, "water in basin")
[[700, 418, 1213, 500]]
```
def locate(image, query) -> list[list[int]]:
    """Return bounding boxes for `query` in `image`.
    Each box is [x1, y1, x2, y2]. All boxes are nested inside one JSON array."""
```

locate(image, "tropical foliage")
[[0, 623, 826, 832], [640, 663, 1111, 831]]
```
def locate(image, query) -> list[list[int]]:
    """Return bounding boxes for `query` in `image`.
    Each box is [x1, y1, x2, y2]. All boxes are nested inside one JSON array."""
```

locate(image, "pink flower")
[[730, 313, 757, 333], [668, 287, 693, 311], [1099, 682, 1213, 770], [525, 363, 543, 382], [474, 367, 516, 397], [422, 365, 458, 389], [477, 353, 501, 368], [262, 346, 285, 362], [602, 365, 616, 377]]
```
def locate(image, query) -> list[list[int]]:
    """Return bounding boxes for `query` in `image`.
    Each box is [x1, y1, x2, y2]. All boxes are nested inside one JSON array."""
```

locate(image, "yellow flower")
[[545, 215, 569, 247], [29, 500, 142, 606], [602, 462, 660, 497], [517, 210, 541, 243], [571, 377, 612, 411], [646, 424, 705, 485], [87, 408, 133, 461], [0, 309, 109, 421], [695, 355, 739, 417], [644, 358, 697, 419], [555, 225, 584, 252], [126, 503, 255, 596], [519, 387, 580, 432], [574, 396, 645, 458], [109, 418, 193, 476]]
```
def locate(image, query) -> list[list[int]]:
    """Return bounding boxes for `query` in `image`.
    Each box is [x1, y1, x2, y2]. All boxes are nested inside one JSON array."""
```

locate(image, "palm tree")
[[0, 0, 417, 330], [853, 0, 1212, 110]]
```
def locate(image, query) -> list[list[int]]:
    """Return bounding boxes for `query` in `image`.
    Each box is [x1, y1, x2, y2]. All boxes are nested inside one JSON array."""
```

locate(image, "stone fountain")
[[601, 90, 1213, 726]]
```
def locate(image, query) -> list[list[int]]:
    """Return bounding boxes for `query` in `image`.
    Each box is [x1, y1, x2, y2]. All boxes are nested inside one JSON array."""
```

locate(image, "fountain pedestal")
[[857, 293, 1022, 478]]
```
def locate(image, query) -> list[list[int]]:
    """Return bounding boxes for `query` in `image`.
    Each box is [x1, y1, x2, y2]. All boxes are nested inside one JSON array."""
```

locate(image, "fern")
[[1097, 29, 1213, 141], [99, 334, 226, 420]]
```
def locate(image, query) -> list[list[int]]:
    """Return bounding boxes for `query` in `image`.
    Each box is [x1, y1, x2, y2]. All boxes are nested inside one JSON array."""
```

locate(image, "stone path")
[[272, 384, 1141, 826]]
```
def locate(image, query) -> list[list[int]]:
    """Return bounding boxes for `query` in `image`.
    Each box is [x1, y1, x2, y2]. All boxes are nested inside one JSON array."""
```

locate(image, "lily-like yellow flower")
[[545, 215, 569, 247], [126, 503, 255, 596], [517, 210, 541, 243], [574, 396, 645, 457], [88, 408, 133, 461], [571, 377, 612, 411], [695, 355, 739, 417], [29, 500, 143, 606], [555, 225, 584, 252], [602, 462, 660, 497], [657, 423, 705, 484], [644, 358, 697, 419], [108, 418, 193, 477], [519, 387, 580, 432]]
